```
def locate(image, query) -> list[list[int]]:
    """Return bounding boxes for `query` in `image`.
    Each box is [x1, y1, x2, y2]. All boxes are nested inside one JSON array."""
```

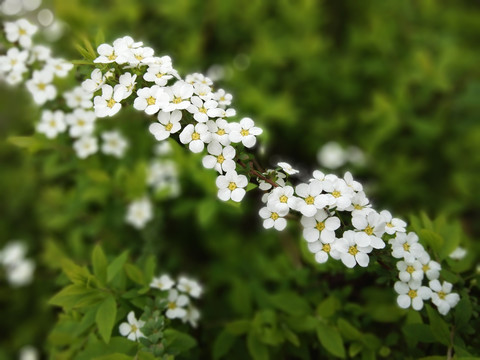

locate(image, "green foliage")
[[1, 0, 480, 359]]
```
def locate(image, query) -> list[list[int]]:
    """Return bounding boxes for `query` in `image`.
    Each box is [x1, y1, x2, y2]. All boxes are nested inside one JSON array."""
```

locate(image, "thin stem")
[[237, 159, 280, 188]]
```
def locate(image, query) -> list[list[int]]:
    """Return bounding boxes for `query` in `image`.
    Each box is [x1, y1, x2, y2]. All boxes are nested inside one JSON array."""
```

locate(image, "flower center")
[[348, 245, 359, 256], [37, 83, 46, 91], [322, 244, 331, 253], [147, 96, 156, 106], [191, 132, 200, 140], [164, 122, 173, 131], [173, 96, 182, 104], [199, 106, 207, 114], [279, 195, 288, 203], [11, 59, 17, 65], [408, 289, 417, 299], [135, 54, 144, 61], [156, 72, 165, 78], [386, 222, 394, 228], [168, 302, 177, 310], [305, 196, 315, 205], [108, 53, 117, 61], [107, 98, 116, 108], [364, 226, 374, 236], [332, 190, 341, 198], [240, 129, 250, 137], [217, 154, 225, 164], [438, 291, 446, 300], [49, 120, 56, 127], [228, 182, 237, 191], [354, 204, 363, 210], [77, 119, 85, 127], [271, 212, 279, 220], [216, 129, 226, 136], [422, 264, 429, 272], [131, 324, 138, 333], [406, 265, 415, 274], [315, 222, 325, 231], [19, 28, 27, 35], [403, 243, 410, 251]]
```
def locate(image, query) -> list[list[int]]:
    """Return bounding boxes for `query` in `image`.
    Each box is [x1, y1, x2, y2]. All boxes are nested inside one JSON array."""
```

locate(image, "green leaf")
[[213, 330, 236, 359], [281, 323, 300, 347], [143, 255, 156, 283], [96, 296, 117, 344], [419, 229, 444, 255], [246, 183, 258, 192], [95, 28, 105, 47], [61, 258, 91, 285], [92, 245, 108, 284], [49, 284, 96, 309], [164, 329, 197, 355], [107, 251, 129, 282], [316, 322, 346, 358], [337, 319, 362, 341], [269, 291, 310, 316], [93, 354, 132, 360], [349, 342, 363, 358], [317, 296, 340, 318], [455, 297, 472, 329], [225, 320, 251, 335], [247, 331, 269, 360], [7, 136, 46, 153], [124, 263, 146, 285], [402, 323, 436, 343], [426, 305, 451, 346]]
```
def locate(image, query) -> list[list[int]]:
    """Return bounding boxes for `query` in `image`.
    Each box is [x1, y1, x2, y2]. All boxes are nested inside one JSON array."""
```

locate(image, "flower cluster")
[[0, 241, 35, 287], [118, 274, 202, 342]]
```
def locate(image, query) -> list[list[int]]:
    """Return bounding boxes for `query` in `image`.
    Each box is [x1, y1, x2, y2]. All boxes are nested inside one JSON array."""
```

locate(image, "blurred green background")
[[1, 0, 479, 358]]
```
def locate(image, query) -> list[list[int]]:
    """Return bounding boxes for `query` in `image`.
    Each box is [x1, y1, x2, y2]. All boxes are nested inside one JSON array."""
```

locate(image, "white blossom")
[[4, 19, 37, 48], [394, 281, 431, 311], [119, 311, 145, 341], [216, 170, 248, 202], [101, 131, 128, 158], [26, 70, 56, 105], [163, 81, 194, 112], [429, 280, 460, 315], [380, 210, 407, 235], [65, 109, 95, 138], [94, 84, 125, 117], [37, 110, 66, 138], [206, 119, 232, 146], [301, 209, 340, 243], [334, 230, 373, 268], [150, 274, 175, 291], [166, 289, 189, 319], [179, 123, 211, 153], [73, 136, 98, 159], [277, 162, 299, 175], [177, 277, 203, 298], [126, 197, 153, 229], [351, 211, 386, 249], [259, 204, 288, 231], [149, 110, 182, 141], [202, 142, 236, 174], [229, 118, 263, 148], [133, 85, 169, 115], [64, 86, 93, 109]]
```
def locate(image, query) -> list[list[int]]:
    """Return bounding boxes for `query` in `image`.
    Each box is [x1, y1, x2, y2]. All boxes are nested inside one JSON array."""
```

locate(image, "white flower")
[[394, 281, 431, 311], [82, 69, 104, 93], [149, 110, 182, 141], [4, 19, 38, 48], [301, 209, 340, 243], [334, 230, 373, 268], [26, 70, 56, 105], [126, 46, 155, 65], [4, 69, 24, 85], [30, 45, 51, 63], [307, 240, 341, 264], [143, 63, 175, 86], [6, 259, 35, 287], [213, 89, 232, 107], [417, 254, 441, 281], [351, 211, 386, 249], [118, 72, 137, 98], [348, 191, 372, 217], [216, 170, 248, 202], [0, 241, 27, 266], [193, 83, 213, 100], [449, 246, 467, 260], [65, 109, 96, 138], [390, 232, 426, 262], [186, 72, 213, 86], [179, 123, 211, 153], [147, 160, 180, 196], [126, 197, 153, 229], [94, 43, 126, 64], [229, 118, 263, 148], [182, 306, 201, 328], [177, 277, 203, 298], [73, 136, 98, 159], [0, 47, 28, 73], [397, 259, 424, 282], [19, 346, 38, 360], [216, 107, 236, 118], [277, 162, 299, 175], [64, 86, 93, 109], [294, 181, 324, 217], [37, 110, 66, 139], [166, 289, 189, 319], [119, 311, 145, 341], [326, 178, 354, 211], [133, 85, 169, 115], [380, 210, 407, 235], [266, 185, 297, 213], [202, 142, 236, 174], [101, 131, 128, 158], [155, 141, 172, 156], [163, 81, 194, 112], [343, 171, 363, 192], [45, 58, 73, 78], [317, 141, 346, 169], [429, 280, 460, 315], [206, 119, 232, 146], [150, 274, 175, 290], [259, 204, 288, 231], [187, 96, 222, 123], [94, 85, 125, 117]]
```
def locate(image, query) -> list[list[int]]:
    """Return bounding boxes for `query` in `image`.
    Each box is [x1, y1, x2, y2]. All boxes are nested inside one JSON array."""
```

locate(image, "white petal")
[[231, 188, 246, 202], [397, 295, 411, 309]]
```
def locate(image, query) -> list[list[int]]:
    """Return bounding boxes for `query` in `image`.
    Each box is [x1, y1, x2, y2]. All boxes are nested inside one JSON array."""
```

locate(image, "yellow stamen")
[[406, 265, 415, 274], [280, 195, 288, 203], [315, 222, 325, 231], [217, 155, 225, 164], [271, 212, 279, 220], [191, 132, 200, 140], [147, 96, 156, 106], [332, 190, 341, 198], [107, 98, 116, 108], [240, 129, 250, 136], [348, 245, 359, 256], [173, 96, 182, 104], [165, 123, 173, 131], [403, 243, 410, 251], [408, 289, 417, 298], [37, 83, 46, 91], [438, 291, 446, 300], [364, 226, 374, 236], [228, 182, 237, 191], [305, 196, 315, 205], [322, 244, 331, 253]]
